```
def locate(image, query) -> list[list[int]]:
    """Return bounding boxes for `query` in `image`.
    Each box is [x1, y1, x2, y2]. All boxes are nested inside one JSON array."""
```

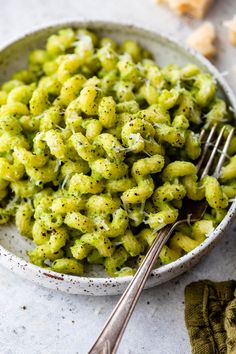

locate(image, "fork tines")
[[197, 125, 234, 180]]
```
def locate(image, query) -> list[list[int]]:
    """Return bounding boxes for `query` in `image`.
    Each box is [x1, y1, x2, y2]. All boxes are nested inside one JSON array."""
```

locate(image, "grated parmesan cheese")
[[224, 15, 236, 46], [155, 0, 213, 19], [61, 173, 70, 189], [100, 219, 110, 231], [186, 22, 217, 59], [186, 213, 192, 226]]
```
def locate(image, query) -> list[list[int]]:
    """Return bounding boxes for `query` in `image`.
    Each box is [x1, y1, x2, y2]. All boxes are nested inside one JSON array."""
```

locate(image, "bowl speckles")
[[0, 21, 236, 296]]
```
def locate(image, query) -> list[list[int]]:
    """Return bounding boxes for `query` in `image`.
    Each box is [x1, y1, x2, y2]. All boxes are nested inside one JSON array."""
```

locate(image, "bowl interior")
[[0, 21, 235, 280]]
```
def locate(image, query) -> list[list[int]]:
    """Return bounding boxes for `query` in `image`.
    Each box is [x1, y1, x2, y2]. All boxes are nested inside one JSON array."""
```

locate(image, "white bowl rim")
[[0, 19, 236, 289]]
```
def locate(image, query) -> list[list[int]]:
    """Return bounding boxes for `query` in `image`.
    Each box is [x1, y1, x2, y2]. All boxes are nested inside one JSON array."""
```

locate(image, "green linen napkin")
[[185, 280, 236, 354]]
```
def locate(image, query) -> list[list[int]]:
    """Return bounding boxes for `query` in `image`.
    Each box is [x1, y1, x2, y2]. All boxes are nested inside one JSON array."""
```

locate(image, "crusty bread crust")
[[186, 22, 217, 59], [155, 0, 214, 19], [224, 15, 236, 46]]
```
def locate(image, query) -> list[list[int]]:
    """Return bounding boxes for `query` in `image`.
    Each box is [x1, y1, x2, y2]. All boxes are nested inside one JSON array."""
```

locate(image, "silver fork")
[[88, 125, 235, 354]]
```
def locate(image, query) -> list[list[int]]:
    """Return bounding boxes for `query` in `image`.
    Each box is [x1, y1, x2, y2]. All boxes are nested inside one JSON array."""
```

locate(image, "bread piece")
[[186, 22, 217, 59], [224, 15, 236, 46], [155, 0, 214, 19]]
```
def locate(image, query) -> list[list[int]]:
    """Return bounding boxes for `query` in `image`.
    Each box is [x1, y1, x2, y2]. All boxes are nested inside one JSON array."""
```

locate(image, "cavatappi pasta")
[[0, 28, 235, 277]]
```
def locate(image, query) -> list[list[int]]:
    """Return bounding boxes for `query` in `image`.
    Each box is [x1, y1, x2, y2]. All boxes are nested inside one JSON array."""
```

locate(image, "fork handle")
[[88, 223, 175, 354]]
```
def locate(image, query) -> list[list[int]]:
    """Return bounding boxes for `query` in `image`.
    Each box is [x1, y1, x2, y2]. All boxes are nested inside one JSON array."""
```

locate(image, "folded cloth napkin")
[[185, 280, 236, 354]]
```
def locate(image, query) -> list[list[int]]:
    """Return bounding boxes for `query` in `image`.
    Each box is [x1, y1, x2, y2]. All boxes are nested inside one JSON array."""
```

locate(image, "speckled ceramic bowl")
[[0, 21, 236, 296]]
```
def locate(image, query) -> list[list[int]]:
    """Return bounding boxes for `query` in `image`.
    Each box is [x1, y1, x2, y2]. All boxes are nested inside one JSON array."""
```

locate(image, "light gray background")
[[0, 1, 236, 353]]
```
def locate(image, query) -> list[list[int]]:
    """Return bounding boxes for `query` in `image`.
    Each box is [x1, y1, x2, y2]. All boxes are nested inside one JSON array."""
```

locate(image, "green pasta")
[[0, 27, 235, 277]]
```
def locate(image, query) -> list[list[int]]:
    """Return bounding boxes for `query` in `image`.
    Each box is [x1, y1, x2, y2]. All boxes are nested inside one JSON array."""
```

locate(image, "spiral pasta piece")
[[70, 132, 98, 162], [98, 96, 117, 128], [69, 173, 104, 195], [64, 211, 94, 233], [146, 203, 179, 231], [82, 119, 103, 142], [15, 203, 34, 238], [94, 133, 125, 162], [14, 146, 48, 168], [121, 155, 164, 205], [96, 208, 129, 238], [90, 158, 128, 180], [204, 176, 228, 209], [221, 155, 236, 182], [0, 157, 25, 182], [162, 161, 196, 181], [121, 118, 155, 153], [104, 247, 134, 277], [51, 258, 83, 275], [71, 231, 114, 259]]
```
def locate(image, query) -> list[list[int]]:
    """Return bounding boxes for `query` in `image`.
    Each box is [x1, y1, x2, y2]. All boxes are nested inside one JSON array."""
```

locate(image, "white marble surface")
[[0, 1, 236, 353]]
